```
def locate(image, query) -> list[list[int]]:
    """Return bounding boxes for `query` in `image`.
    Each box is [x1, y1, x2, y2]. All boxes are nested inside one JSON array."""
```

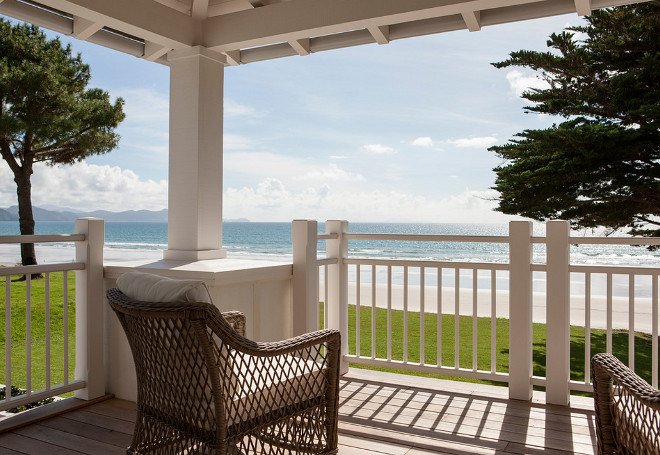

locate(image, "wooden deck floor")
[[0, 369, 597, 455]]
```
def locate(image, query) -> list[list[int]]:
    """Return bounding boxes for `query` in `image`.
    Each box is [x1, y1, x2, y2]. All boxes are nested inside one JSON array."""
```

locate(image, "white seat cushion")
[[117, 271, 212, 303]]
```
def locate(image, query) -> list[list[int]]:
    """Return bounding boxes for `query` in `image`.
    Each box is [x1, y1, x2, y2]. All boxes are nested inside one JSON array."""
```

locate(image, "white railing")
[[291, 219, 660, 406], [0, 218, 105, 412]]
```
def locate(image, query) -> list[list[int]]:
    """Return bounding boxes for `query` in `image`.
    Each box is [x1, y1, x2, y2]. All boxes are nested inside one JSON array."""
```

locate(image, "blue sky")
[[0, 13, 585, 222]]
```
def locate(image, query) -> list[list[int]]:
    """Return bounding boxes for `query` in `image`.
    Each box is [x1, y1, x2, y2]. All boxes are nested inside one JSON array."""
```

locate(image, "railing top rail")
[[0, 234, 85, 244], [568, 236, 660, 245], [344, 257, 509, 270], [0, 262, 85, 276], [569, 264, 660, 275], [344, 233, 510, 243], [318, 233, 338, 240]]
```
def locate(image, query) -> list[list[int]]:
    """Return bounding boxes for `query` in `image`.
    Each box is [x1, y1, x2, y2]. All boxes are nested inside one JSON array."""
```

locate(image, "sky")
[[0, 12, 586, 223]]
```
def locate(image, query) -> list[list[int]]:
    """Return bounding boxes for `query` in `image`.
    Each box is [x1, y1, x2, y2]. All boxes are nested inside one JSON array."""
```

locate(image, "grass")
[[321, 303, 657, 393], [0, 272, 76, 394]]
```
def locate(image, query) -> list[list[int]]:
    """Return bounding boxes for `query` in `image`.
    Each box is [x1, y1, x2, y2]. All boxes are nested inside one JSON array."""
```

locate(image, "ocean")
[[1, 221, 659, 266]]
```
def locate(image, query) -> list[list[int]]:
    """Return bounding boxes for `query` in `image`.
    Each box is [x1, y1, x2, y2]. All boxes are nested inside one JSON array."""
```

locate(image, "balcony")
[[0, 218, 657, 453]]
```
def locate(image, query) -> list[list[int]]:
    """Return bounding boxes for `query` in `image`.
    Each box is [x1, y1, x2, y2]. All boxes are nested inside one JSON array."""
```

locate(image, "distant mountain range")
[[0, 206, 249, 223]]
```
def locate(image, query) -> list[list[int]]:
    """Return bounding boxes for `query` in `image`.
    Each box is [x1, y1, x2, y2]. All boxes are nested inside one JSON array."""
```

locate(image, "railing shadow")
[[338, 375, 597, 454]]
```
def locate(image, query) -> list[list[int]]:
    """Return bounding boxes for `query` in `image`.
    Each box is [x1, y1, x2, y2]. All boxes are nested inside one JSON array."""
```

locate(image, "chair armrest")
[[221, 311, 246, 336], [592, 353, 660, 454]]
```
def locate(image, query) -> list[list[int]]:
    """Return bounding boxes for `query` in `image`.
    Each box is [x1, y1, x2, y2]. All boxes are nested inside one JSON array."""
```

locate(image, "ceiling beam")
[[574, 0, 591, 15], [203, 0, 549, 51], [72, 15, 103, 39], [224, 49, 241, 65], [288, 38, 310, 55], [144, 41, 171, 61], [461, 10, 481, 31], [367, 25, 390, 44], [37, 0, 197, 49]]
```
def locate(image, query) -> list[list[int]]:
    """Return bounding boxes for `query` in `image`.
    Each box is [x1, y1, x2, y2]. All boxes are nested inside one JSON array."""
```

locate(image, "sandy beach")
[[331, 282, 657, 334]]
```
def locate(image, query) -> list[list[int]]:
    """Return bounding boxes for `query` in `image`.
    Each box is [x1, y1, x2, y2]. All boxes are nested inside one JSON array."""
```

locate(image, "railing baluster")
[[356, 264, 360, 358], [5, 276, 11, 402], [472, 268, 477, 372], [45, 272, 51, 391], [420, 267, 425, 366], [455, 268, 459, 369], [491, 270, 496, 374], [585, 273, 591, 385], [607, 273, 613, 353], [403, 266, 408, 364], [324, 265, 329, 330], [387, 265, 392, 361], [629, 274, 635, 371], [26, 274, 31, 396], [371, 265, 376, 359], [437, 267, 442, 368], [653, 273, 658, 389], [63, 271, 69, 385]]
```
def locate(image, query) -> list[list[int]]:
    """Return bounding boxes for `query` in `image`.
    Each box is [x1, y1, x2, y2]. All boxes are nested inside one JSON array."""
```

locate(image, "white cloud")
[[412, 137, 434, 147], [330, 155, 348, 160], [224, 134, 254, 151], [448, 136, 498, 148], [224, 179, 520, 223], [225, 152, 364, 186], [0, 162, 167, 212], [225, 100, 264, 117], [505, 70, 550, 97], [361, 144, 395, 155]]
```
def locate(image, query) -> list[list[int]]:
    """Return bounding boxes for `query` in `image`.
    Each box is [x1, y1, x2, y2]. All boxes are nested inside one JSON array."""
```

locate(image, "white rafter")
[[37, 0, 196, 49], [191, 0, 209, 19], [288, 38, 310, 55], [574, 0, 591, 15], [72, 15, 103, 40], [461, 10, 481, 31], [203, 0, 557, 52], [367, 25, 389, 44]]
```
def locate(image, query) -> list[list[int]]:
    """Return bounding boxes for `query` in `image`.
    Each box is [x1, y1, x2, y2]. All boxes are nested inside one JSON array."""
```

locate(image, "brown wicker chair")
[[107, 288, 340, 454], [592, 352, 660, 454]]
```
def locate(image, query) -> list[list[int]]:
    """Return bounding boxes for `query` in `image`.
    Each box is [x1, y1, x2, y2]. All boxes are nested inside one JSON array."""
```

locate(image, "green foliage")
[[490, 3, 660, 237], [0, 385, 55, 413], [0, 19, 125, 166]]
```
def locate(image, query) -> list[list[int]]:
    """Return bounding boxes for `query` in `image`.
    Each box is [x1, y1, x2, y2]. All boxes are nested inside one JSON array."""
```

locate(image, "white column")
[[292, 220, 319, 335], [509, 221, 533, 401], [326, 220, 349, 374], [546, 220, 571, 405], [74, 218, 105, 400], [164, 46, 227, 261]]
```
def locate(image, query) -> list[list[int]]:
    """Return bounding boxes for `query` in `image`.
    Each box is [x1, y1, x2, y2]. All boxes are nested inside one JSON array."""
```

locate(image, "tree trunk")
[[15, 167, 40, 276]]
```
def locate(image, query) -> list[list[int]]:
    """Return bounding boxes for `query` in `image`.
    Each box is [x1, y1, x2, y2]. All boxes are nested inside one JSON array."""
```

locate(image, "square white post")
[[509, 221, 533, 401], [546, 220, 571, 405], [326, 220, 349, 374], [74, 218, 105, 400], [292, 220, 319, 335], [164, 46, 227, 261]]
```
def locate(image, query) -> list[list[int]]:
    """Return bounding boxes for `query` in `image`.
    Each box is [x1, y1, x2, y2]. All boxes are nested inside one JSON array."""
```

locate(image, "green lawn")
[[0, 272, 76, 393], [322, 304, 657, 392]]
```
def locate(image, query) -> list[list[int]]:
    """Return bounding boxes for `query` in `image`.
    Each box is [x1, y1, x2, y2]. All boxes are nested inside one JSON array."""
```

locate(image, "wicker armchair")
[[592, 353, 660, 454], [107, 288, 341, 455]]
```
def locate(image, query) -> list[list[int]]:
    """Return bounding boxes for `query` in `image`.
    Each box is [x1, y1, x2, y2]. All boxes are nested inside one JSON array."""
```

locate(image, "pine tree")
[[0, 20, 124, 268], [490, 2, 660, 237]]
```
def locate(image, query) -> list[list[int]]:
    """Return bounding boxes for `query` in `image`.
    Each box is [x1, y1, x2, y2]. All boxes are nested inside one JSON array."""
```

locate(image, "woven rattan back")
[[107, 287, 230, 453], [592, 353, 660, 455]]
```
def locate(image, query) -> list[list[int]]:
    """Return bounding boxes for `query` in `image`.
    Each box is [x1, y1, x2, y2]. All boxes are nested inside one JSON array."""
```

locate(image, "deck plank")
[[0, 369, 598, 455]]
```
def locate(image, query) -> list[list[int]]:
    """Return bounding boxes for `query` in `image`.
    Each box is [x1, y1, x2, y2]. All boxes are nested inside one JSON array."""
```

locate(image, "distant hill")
[[0, 207, 248, 223]]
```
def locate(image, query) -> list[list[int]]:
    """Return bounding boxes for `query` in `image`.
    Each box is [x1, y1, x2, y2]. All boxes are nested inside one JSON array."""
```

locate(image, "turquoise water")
[[0, 220, 659, 266]]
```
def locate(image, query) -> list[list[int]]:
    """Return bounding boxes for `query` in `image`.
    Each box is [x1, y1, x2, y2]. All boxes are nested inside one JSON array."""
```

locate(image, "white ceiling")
[[0, 0, 642, 65]]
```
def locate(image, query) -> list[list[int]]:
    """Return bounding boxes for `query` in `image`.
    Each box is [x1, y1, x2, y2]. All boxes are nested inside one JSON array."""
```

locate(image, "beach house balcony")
[[0, 0, 656, 452], [0, 218, 658, 454]]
